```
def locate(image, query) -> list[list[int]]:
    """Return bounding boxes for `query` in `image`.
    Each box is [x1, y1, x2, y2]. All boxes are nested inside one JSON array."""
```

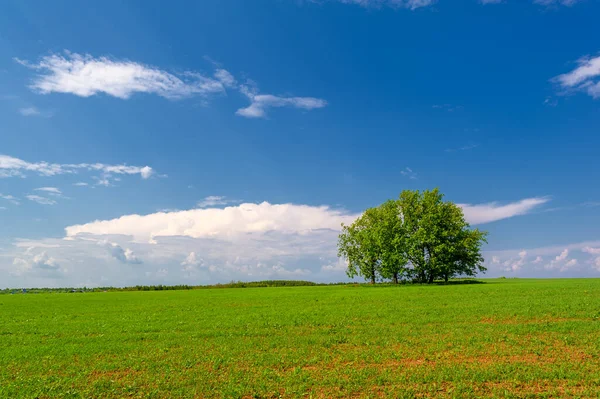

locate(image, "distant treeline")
[[0, 279, 483, 294]]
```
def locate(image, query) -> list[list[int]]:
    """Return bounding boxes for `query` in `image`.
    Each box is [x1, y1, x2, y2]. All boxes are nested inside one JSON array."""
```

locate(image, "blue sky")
[[2, 0, 600, 287]]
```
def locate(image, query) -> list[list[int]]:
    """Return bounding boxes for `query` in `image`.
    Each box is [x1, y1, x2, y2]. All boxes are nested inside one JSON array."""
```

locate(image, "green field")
[[1, 279, 600, 398]]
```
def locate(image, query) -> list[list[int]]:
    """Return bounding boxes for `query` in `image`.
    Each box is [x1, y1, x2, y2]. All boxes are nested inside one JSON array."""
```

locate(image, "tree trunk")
[[428, 273, 435, 284], [444, 274, 449, 283], [370, 262, 376, 284], [393, 272, 398, 284]]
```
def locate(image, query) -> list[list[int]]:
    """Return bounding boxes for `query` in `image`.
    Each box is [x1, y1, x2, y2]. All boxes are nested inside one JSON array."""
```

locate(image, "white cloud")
[[534, 0, 581, 6], [26, 195, 57, 205], [0, 195, 578, 287], [0, 155, 154, 181], [65, 202, 359, 242], [486, 240, 600, 277], [582, 247, 600, 255], [555, 249, 569, 262], [553, 55, 600, 99], [459, 197, 549, 225], [17, 52, 225, 100], [501, 249, 528, 272], [0, 193, 20, 205], [101, 241, 142, 264], [181, 251, 205, 274], [327, 0, 435, 10], [400, 167, 417, 180], [18, 52, 327, 119], [73, 182, 89, 187], [19, 107, 40, 116], [197, 196, 239, 208], [19, 106, 53, 118], [236, 92, 327, 119], [35, 187, 61, 194], [214, 69, 236, 88], [321, 258, 347, 272], [12, 251, 61, 276], [479, 0, 503, 4], [543, 249, 580, 272]]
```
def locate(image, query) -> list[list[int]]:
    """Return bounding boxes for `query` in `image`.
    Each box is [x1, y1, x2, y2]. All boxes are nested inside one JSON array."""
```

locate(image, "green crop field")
[[1, 279, 600, 398]]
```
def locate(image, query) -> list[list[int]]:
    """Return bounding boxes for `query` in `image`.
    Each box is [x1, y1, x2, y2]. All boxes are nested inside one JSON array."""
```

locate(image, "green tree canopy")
[[337, 189, 487, 284]]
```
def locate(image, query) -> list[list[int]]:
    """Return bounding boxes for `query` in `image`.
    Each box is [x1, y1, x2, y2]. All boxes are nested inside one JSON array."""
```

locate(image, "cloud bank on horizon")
[[0, 196, 569, 288]]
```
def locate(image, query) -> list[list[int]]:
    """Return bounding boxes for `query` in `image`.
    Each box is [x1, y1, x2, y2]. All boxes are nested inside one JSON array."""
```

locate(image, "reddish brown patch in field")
[[88, 368, 142, 383], [478, 316, 587, 325]]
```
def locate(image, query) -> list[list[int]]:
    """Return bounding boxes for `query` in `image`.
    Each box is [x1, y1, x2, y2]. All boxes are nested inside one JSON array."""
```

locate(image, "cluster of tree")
[[338, 189, 487, 284]]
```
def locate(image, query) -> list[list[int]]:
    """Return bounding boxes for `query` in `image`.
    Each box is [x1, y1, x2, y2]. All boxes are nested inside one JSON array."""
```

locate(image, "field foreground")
[[1, 279, 600, 398]]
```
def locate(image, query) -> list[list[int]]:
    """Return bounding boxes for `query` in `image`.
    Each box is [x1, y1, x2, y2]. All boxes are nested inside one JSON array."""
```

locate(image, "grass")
[[1, 279, 599, 398]]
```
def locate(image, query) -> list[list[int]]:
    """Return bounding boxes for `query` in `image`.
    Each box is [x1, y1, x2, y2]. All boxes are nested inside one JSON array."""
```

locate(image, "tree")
[[397, 188, 487, 283], [374, 200, 408, 284], [338, 207, 381, 284], [338, 188, 487, 284]]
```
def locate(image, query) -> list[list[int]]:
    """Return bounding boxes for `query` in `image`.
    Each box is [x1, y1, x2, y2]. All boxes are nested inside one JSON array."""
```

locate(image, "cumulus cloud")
[[0, 155, 154, 182], [12, 251, 61, 276], [101, 241, 142, 264], [181, 251, 205, 273], [459, 197, 549, 225], [501, 250, 527, 272], [553, 55, 600, 99], [0, 195, 576, 287], [486, 240, 600, 277], [65, 202, 359, 242]]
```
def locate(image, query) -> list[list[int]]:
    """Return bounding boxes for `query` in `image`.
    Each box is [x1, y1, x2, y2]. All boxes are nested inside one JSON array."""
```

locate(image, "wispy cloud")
[[35, 187, 63, 196], [16, 52, 224, 100], [481, 0, 581, 5], [323, 0, 435, 10], [26, 195, 57, 205], [0, 193, 20, 205], [553, 54, 600, 99], [534, 0, 582, 6], [400, 167, 418, 180], [445, 144, 479, 152], [19, 106, 53, 118], [197, 196, 240, 208], [17, 52, 328, 119], [0, 155, 154, 182], [432, 104, 463, 112], [73, 182, 89, 187], [459, 197, 550, 225], [236, 92, 327, 119]]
